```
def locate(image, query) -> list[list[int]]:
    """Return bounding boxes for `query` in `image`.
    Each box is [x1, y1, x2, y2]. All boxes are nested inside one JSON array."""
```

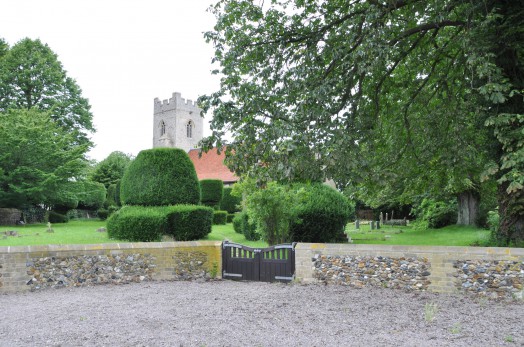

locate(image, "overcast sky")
[[1, 0, 220, 161]]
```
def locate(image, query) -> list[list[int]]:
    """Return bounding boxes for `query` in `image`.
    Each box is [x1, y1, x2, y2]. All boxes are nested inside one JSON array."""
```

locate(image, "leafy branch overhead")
[[200, 0, 523, 244]]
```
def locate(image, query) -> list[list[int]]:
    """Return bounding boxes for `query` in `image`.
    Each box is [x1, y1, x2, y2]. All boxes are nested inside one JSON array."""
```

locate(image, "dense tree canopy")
[[89, 151, 133, 189], [0, 109, 87, 208], [200, 0, 523, 244], [0, 38, 94, 147]]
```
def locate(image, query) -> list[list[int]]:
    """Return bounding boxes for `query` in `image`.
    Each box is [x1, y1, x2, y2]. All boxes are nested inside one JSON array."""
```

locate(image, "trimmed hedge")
[[213, 210, 228, 225], [220, 187, 241, 213], [107, 206, 167, 242], [48, 211, 69, 223], [237, 210, 259, 241], [107, 205, 214, 242], [165, 205, 213, 241], [105, 183, 118, 208], [290, 184, 351, 243], [233, 213, 243, 233], [226, 213, 236, 223], [200, 179, 224, 208], [120, 148, 200, 206]]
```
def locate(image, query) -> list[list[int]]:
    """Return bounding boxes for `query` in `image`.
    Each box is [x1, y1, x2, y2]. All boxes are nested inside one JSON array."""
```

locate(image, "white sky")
[[1, 0, 220, 161]]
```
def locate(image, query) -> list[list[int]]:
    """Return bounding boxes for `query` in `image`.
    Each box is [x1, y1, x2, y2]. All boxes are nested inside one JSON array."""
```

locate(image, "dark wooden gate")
[[222, 241, 296, 282]]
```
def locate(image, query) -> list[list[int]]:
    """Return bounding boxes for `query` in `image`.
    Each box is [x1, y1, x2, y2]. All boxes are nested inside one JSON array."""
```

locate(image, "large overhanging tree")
[[199, 0, 523, 244]]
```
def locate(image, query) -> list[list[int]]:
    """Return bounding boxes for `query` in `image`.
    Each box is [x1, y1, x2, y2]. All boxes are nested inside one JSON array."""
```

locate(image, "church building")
[[153, 92, 237, 185]]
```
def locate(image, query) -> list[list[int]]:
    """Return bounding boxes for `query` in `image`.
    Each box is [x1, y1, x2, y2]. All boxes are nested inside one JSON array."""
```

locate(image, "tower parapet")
[[154, 92, 200, 115]]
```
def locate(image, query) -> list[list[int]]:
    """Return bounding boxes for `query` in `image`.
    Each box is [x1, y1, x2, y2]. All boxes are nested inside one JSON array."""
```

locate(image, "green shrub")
[[213, 210, 228, 225], [290, 183, 351, 243], [107, 206, 167, 242], [233, 213, 243, 233], [164, 205, 213, 241], [220, 187, 241, 213], [97, 209, 109, 220], [115, 180, 122, 206], [226, 213, 236, 223], [105, 184, 118, 208], [240, 210, 260, 241], [48, 211, 69, 223], [120, 148, 200, 206], [412, 198, 457, 229], [200, 179, 224, 208], [77, 181, 107, 210]]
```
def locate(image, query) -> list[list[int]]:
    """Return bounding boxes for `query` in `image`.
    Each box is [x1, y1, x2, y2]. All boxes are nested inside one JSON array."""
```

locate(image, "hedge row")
[[201, 179, 223, 208], [213, 210, 228, 225], [107, 205, 213, 242], [232, 210, 259, 241], [220, 187, 241, 213]]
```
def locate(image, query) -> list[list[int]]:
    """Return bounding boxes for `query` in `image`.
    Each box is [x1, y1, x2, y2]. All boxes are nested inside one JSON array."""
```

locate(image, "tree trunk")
[[496, 183, 524, 245], [456, 190, 479, 226]]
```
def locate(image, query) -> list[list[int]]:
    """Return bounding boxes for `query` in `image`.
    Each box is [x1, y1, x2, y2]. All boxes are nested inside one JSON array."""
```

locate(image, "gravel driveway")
[[0, 280, 522, 346]]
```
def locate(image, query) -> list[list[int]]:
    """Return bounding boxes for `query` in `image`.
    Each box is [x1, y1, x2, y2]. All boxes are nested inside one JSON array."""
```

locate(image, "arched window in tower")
[[186, 121, 193, 138], [160, 121, 166, 136]]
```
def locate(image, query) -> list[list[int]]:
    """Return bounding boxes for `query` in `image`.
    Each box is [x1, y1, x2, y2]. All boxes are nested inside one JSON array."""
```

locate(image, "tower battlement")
[[154, 92, 200, 114]]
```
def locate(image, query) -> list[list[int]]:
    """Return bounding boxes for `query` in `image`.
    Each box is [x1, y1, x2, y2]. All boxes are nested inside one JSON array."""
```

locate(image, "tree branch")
[[390, 20, 465, 45]]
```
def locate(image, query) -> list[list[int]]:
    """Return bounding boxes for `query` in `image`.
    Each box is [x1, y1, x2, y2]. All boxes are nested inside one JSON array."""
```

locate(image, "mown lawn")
[[1, 219, 491, 248], [0, 219, 268, 247], [346, 223, 491, 247]]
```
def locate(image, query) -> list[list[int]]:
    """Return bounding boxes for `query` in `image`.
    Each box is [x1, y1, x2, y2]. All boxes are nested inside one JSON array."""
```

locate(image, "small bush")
[[413, 198, 457, 229], [107, 206, 167, 242], [120, 148, 200, 206], [165, 205, 213, 241], [220, 187, 241, 213], [48, 211, 69, 223], [233, 213, 243, 233], [97, 209, 109, 220], [201, 179, 224, 208], [240, 210, 259, 241], [226, 213, 236, 223], [213, 210, 228, 225], [105, 184, 118, 208], [290, 183, 351, 243]]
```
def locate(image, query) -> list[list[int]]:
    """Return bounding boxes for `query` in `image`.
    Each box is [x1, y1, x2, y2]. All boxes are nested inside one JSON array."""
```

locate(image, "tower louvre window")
[[160, 121, 166, 136], [187, 121, 193, 138]]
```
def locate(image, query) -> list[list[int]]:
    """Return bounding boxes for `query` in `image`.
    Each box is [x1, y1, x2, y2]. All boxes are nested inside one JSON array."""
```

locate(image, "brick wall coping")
[[295, 243, 524, 257], [0, 241, 222, 254]]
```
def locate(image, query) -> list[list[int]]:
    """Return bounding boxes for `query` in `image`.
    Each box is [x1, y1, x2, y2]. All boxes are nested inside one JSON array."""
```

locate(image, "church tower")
[[153, 92, 203, 152]]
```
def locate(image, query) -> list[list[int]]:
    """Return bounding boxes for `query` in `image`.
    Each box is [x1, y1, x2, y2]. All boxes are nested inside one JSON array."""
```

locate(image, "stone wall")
[[296, 243, 524, 300], [0, 208, 22, 225], [0, 241, 222, 293]]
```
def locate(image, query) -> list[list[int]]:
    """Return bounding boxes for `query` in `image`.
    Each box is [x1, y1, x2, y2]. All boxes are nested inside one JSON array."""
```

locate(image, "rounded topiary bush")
[[48, 211, 69, 223], [213, 210, 228, 225], [120, 148, 200, 206], [290, 184, 351, 243], [200, 179, 224, 208], [165, 205, 213, 241]]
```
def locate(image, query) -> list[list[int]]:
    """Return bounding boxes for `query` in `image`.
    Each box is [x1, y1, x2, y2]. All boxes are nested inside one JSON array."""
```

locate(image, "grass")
[[0, 219, 268, 248], [346, 223, 490, 247], [1, 219, 491, 248]]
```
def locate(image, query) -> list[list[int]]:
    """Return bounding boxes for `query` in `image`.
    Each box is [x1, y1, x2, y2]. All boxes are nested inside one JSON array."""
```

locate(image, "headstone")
[[370, 220, 375, 230], [376, 220, 380, 229], [380, 212, 383, 225], [355, 219, 360, 229]]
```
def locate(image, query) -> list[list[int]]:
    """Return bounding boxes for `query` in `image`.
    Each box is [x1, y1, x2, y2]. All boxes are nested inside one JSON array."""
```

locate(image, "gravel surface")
[[0, 281, 522, 346]]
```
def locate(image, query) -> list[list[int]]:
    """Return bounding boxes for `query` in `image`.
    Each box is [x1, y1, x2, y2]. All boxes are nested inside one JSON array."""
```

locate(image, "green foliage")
[[0, 38, 94, 146], [165, 205, 213, 241], [0, 109, 88, 208], [290, 184, 351, 243], [120, 148, 200, 206], [412, 198, 457, 229], [97, 209, 109, 221], [90, 151, 133, 189], [232, 213, 243, 233], [213, 210, 228, 225], [226, 213, 236, 223], [200, 0, 524, 244], [239, 210, 259, 241], [107, 206, 167, 242], [220, 187, 241, 213], [200, 179, 224, 207], [77, 181, 106, 211], [48, 211, 69, 224], [487, 210, 500, 236], [105, 184, 118, 208], [243, 182, 302, 245]]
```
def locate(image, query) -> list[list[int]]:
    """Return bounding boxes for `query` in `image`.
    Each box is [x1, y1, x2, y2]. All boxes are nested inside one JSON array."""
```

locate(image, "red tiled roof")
[[188, 148, 238, 183]]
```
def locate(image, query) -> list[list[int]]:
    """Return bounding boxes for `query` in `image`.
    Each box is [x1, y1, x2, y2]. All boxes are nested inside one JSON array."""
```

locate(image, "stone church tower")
[[153, 92, 203, 152]]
